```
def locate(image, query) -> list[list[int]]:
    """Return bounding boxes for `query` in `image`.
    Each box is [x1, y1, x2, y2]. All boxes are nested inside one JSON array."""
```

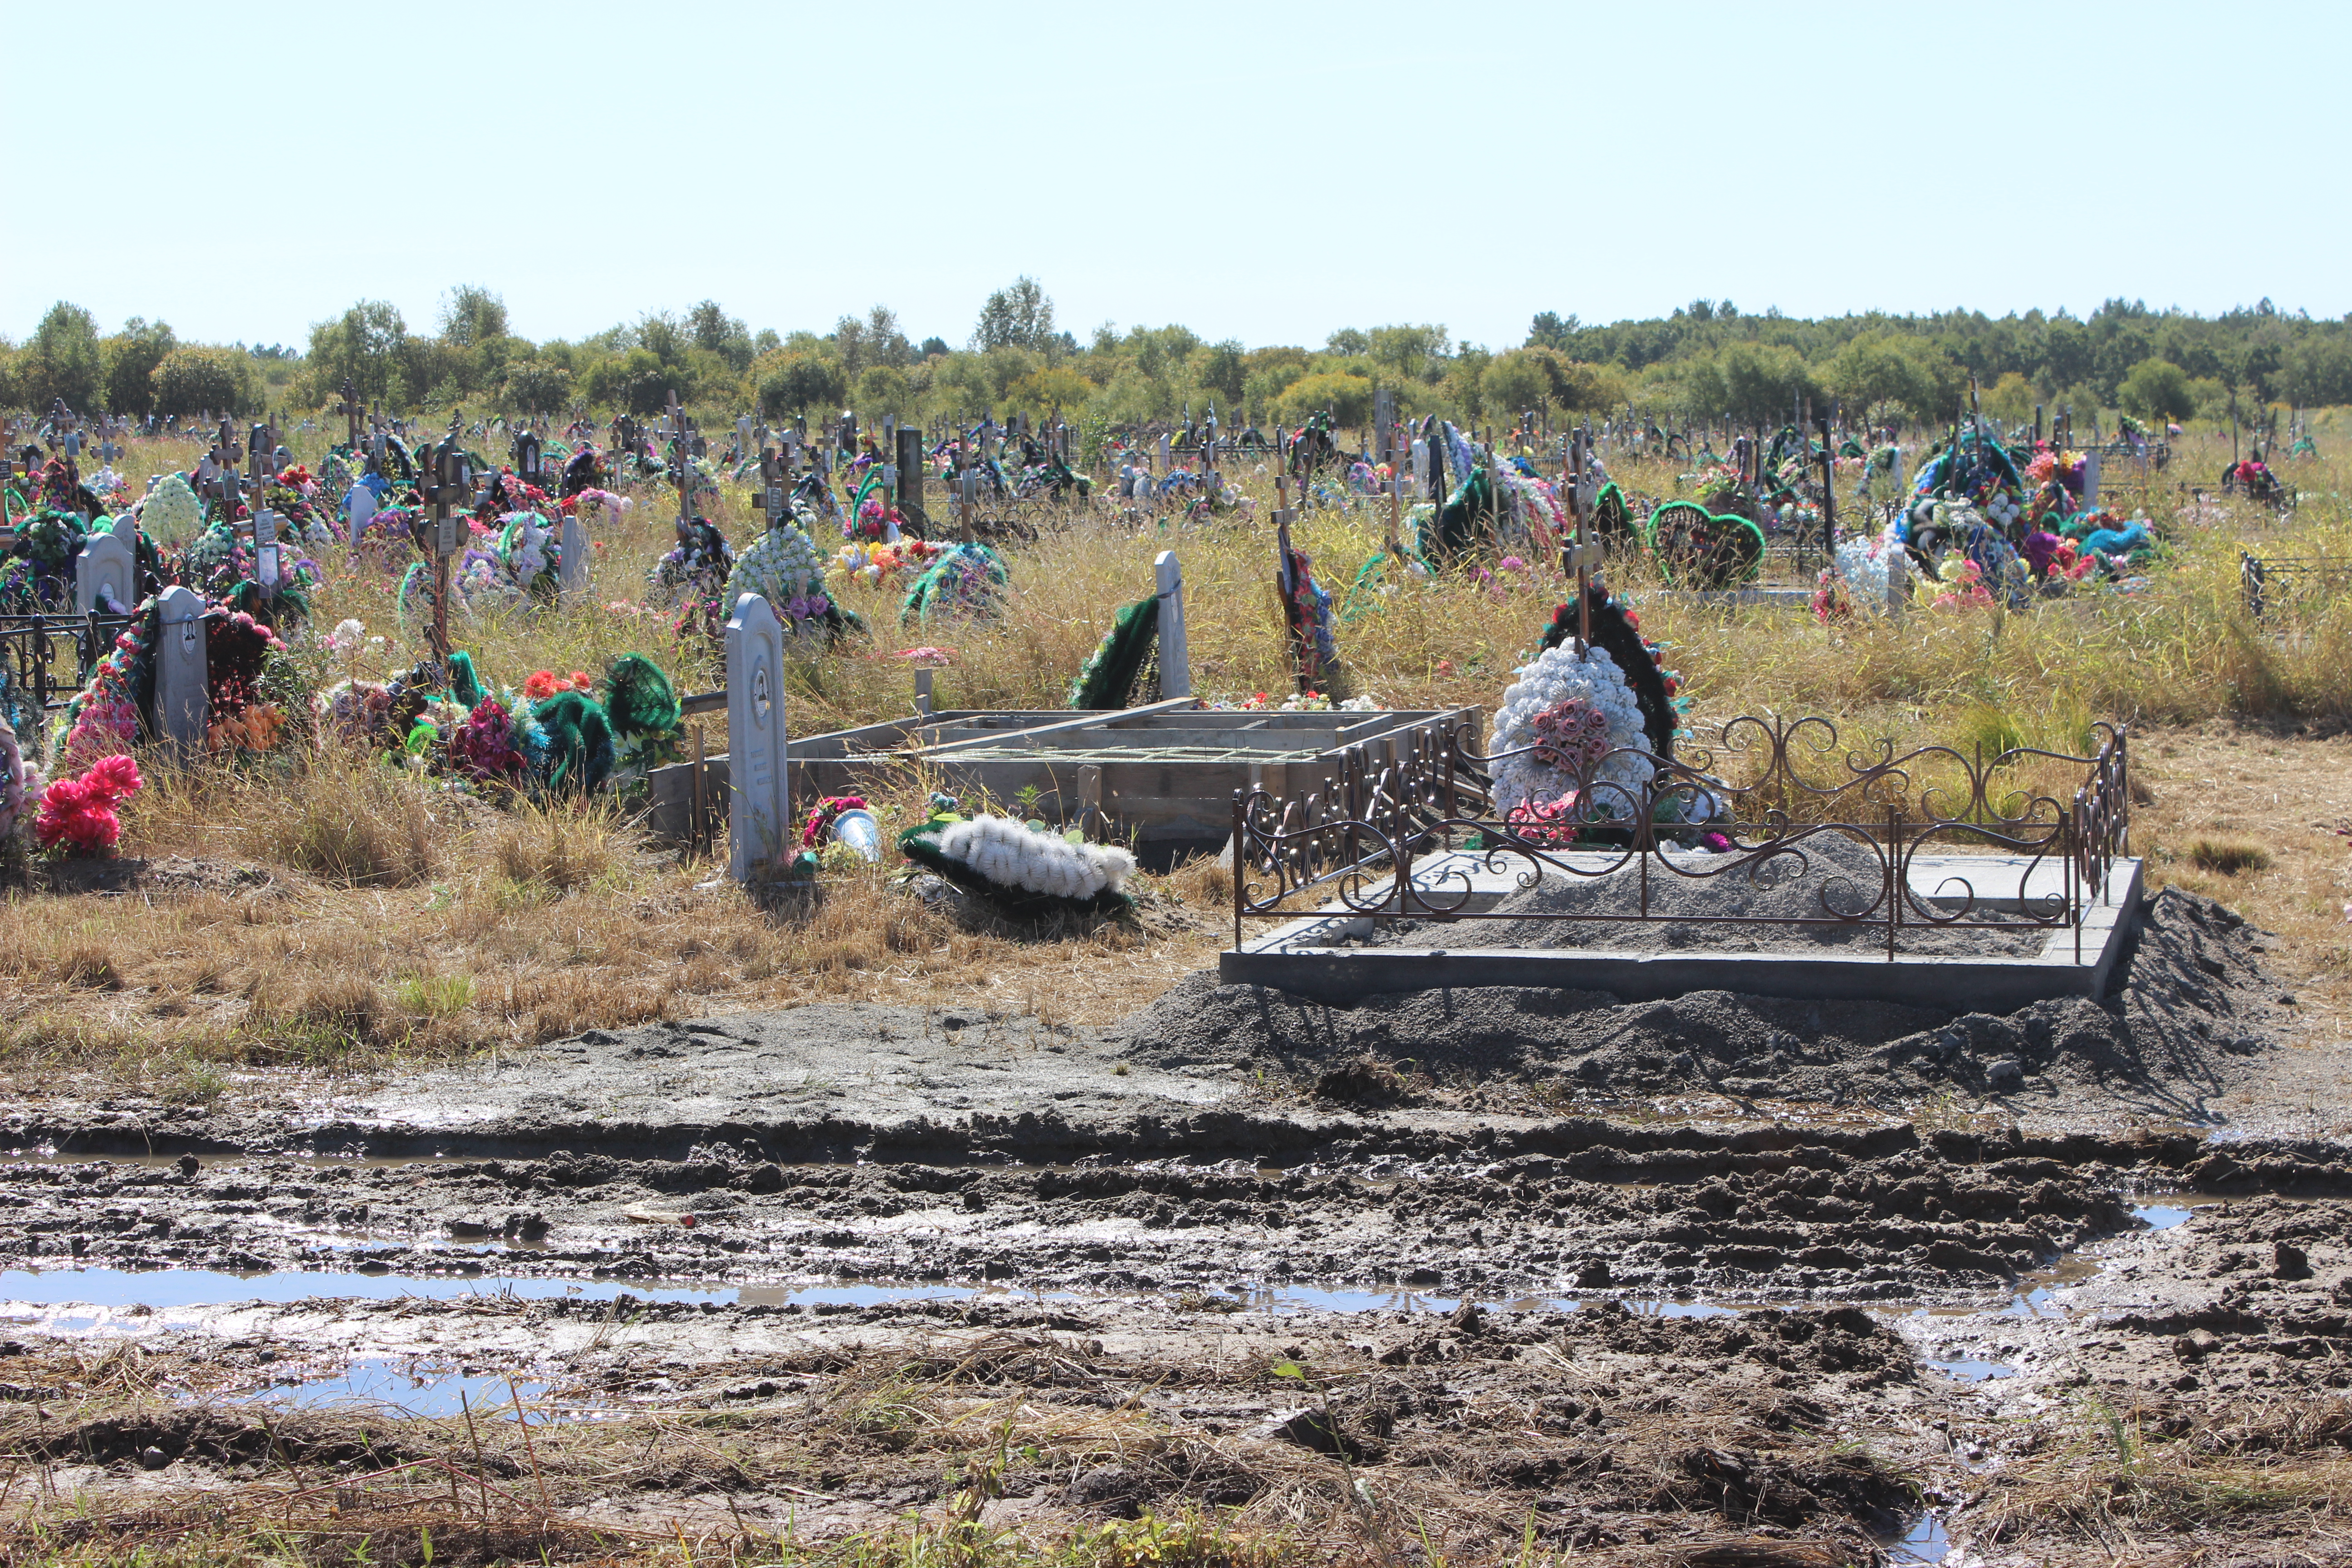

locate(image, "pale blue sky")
[[8, 0, 2343, 352]]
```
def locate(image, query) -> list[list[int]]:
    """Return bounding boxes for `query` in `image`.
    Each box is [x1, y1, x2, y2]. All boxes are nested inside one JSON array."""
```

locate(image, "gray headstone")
[[154, 587, 208, 750], [725, 592, 789, 883], [1154, 551, 1191, 700], [2080, 451, 2102, 506], [559, 513, 589, 605], [74, 530, 136, 614]]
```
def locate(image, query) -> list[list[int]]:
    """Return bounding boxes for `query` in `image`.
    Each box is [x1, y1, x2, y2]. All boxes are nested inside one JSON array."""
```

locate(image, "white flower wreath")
[[1487, 644, 1655, 818], [140, 473, 203, 541], [725, 513, 834, 627], [937, 815, 1137, 900]]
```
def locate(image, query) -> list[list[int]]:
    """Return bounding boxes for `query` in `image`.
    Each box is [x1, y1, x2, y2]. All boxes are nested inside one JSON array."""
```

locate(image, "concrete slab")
[[1220, 852, 2143, 1010]]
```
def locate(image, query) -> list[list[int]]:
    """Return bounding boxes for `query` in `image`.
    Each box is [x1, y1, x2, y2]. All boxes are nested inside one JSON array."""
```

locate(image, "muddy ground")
[[2, 888, 2350, 1565]]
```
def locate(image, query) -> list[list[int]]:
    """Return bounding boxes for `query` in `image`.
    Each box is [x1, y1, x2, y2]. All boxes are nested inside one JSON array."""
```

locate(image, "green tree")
[[101, 318, 176, 415], [688, 300, 753, 372], [437, 285, 509, 348], [1481, 349, 1552, 419], [20, 302, 103, 410], [502, 359, 574, 415], [150, 346, 254, 417], [1526, 312, 1579, 350], [855, 363, 913, 417], [755, 352, 847, 418], [1367, 323, 1450, 383], [1198, 339, 1246, 407], [2117, 357, 2194, 422], [1003, 365, 1090, 416], [973, 277, 1056, 353], [582, 347, 672, 415], [304, 301, 411, 405], [1826, 332, 1959, 425], [1276, 371, 1374, 428]]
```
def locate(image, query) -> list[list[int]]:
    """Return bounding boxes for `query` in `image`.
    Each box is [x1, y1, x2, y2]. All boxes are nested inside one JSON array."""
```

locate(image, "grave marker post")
[[154, 586, 208, 752], [1153, 550, 1191, 699], [896, 426, 924, 525], [74, 529, 134, 615], [559, 511, 589, 606], [419, 426, 471, 666], [725, 593, 789, 883]]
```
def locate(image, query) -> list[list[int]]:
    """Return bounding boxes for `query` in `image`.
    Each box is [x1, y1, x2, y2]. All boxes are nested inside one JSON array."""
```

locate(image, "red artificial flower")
[[34, 755, 143, 855]]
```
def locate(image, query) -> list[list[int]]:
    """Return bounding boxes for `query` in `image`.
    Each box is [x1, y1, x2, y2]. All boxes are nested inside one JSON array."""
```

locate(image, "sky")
[[7, 0, 2347, 355]]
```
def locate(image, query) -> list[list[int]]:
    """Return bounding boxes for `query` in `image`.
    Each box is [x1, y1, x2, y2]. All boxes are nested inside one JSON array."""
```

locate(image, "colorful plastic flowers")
[[523, 670, 594, 701], [35, 754, 142, 856]]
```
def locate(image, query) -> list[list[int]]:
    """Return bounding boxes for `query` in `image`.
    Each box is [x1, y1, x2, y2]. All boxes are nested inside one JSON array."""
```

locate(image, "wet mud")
[[2, 884, 2348, 1563]]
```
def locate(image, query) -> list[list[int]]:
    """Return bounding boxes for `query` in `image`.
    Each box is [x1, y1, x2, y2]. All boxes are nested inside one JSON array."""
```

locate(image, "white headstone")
[[154, 586, 208, 750], [74, 530, 136, 614], [559, 513, 589, 605], [109, 512, 137, 542], [1153, 550, 1191, 700], [725, 593, 789, 883], [347, 483, 377, 547]]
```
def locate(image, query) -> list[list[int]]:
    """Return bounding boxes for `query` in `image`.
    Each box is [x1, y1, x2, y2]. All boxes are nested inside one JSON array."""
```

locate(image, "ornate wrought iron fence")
[[1233, 715, 2130, 964], [0, 610, 137, 747]]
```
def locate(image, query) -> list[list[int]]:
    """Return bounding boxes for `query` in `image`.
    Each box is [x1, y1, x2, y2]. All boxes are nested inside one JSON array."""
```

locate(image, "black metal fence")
[[0, 610, 139, 749], [1233, 715, 2131, 964]]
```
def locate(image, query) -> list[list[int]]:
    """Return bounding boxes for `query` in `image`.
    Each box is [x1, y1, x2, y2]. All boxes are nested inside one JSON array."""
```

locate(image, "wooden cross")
[[334, 379, 363, 449], [758, 447, 788, 531]]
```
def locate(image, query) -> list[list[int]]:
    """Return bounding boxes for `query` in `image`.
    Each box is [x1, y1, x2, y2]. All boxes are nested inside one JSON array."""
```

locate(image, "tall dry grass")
[[7, 421, 2343, 1085]]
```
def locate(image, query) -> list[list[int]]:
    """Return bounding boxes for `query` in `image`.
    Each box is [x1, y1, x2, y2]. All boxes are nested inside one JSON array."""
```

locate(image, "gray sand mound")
[[1117, 888, 2282, 1113]]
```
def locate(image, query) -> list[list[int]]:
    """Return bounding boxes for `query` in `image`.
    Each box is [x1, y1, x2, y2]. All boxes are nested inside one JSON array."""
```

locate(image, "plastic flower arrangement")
[[894, 646, 956, 666], [35, 753, 142, 857], [846, 497, 903, 544], [1812, 528, 1903, 623], [1488, 644, 1655, 818], [54, 615, 158, 767], [139, 473, 204, 542], [801, 795, 869, 848], [725, 517, 836, 631], [448, 697, 527, 784], [523, 669, 594, 701], [497, 512, 558, 596]]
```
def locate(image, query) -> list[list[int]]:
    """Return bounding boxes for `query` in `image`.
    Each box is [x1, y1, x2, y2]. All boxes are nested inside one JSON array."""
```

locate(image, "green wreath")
[[1067, 596, 1158, 709], [1645, 501, 1766, 588]]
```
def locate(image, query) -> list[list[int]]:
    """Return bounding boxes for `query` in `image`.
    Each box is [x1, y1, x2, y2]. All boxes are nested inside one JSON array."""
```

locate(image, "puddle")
[[1927, 1356, 2014, 1383], [1891, 1512, 1950, 1563], [0, 1266, 1774, 1328], [2132, 1204, 2194, 1230], [245, 1358, 563, 1419]]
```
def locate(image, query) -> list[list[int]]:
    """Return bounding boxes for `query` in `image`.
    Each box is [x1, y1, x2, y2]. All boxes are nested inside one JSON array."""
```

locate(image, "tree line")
[[6, 281, 2345, 432]]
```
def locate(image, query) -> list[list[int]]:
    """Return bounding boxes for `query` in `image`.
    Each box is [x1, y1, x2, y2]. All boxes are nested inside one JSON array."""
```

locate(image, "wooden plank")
[[914, 698, 1196, 756]]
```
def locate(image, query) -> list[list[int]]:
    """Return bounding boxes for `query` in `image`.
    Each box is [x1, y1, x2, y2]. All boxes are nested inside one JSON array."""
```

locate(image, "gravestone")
[[74, 530, 135, 614], [154, 587, 208, 750], [2080, 452, 2102, 507], [1154, 551, 1191, 699], [559, 513, 589, 604], [895, 426, 924, 517], [725, 593, 789, 882]]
